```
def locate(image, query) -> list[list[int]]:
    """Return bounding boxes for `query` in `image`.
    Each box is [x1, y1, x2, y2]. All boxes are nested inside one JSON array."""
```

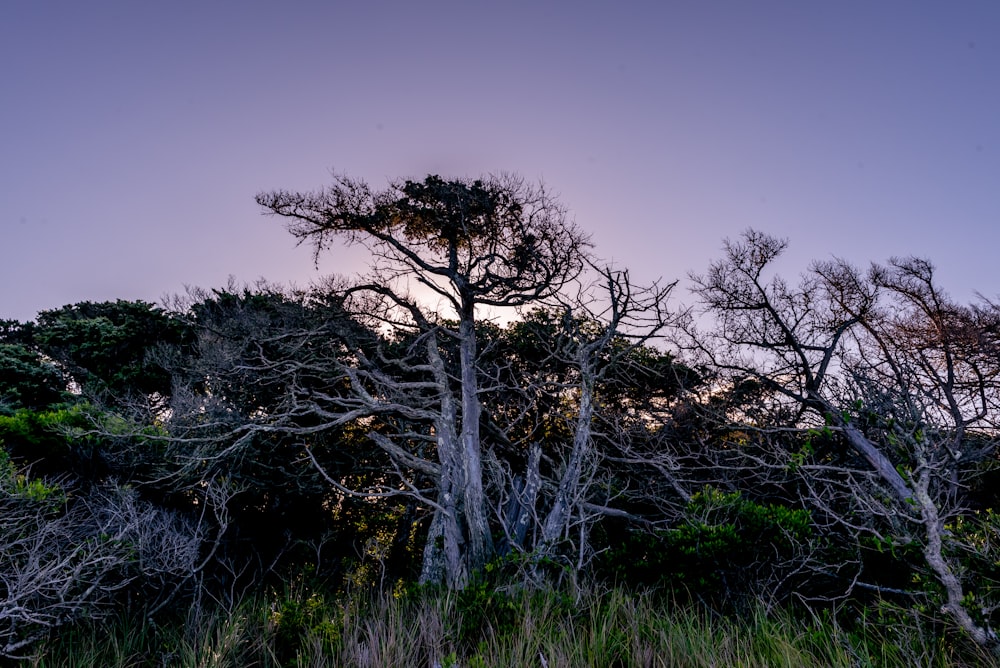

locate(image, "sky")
[[3, 1, 999, 323]]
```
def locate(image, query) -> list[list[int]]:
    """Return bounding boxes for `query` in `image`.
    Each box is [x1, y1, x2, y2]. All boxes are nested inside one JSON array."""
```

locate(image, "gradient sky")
[[3, 1, 999, 323]]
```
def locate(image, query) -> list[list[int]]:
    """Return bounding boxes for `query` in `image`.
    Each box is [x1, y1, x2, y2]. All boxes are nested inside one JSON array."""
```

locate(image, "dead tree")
[[488, 266, 678, 584], [680, 230, 1000, 651]]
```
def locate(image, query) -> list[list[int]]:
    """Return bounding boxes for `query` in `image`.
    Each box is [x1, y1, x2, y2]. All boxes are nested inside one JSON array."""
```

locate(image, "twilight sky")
[[3, 1, 999, 323]]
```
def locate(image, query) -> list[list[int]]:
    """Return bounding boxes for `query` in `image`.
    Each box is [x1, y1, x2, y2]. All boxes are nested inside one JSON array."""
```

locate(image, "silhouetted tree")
[[256, 173, 590, 586], [680, 230, 1000, 651]]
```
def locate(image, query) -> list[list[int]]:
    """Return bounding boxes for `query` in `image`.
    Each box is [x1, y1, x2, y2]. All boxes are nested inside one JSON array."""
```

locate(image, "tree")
[[0, 343, 68, 413], [680, 230, 1000, 650], [31, 300, 189, 410], [137, 173, 690, 591], [485, 268, 680, 582], [256, 173, 590, 586]]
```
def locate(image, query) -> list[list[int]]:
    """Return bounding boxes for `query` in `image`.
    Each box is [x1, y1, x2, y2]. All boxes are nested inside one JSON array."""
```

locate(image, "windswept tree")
[[681, 230, 1000, 651], [256, 173, 590, 586], [142, 173, 684, 591]]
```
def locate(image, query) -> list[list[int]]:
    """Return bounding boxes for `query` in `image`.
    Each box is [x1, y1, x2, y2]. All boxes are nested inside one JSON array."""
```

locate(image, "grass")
[[27, 583, 998, 667]]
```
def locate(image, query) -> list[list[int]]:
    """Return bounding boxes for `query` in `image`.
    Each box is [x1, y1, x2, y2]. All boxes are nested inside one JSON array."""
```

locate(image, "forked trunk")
[[540, 362, 595, 549]]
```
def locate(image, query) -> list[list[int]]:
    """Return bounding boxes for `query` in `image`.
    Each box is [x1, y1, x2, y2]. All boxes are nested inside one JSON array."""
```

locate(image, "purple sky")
[[3, 2, 999, 322]]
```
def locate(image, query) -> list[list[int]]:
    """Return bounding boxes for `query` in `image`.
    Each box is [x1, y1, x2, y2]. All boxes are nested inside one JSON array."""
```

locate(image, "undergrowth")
[[28, 583, 998, 667]]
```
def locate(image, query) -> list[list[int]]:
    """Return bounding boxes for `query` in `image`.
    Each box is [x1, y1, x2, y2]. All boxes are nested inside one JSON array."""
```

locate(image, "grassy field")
[[29, 584, 996, 667]]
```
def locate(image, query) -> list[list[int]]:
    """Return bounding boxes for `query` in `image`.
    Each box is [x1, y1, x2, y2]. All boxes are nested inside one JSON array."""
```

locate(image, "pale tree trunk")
[[419, 510, 446, 585], [416, 320, 491, 588], [420, 333, 467, 587], [501, 442, 542, 552], [914, 469, 998, 652], [843, 417, 999, 651], [458, 316, 491, 576], [539, 361, 596, 550], [837, 418, 914, 505]]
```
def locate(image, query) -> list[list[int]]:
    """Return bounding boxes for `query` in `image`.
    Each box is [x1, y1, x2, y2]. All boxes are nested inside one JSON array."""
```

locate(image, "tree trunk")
[[458, 316, 491, 576], [540, 363, 595, 549], [420, 333, 467, 587], [500, 442, 542, 553], [835, 417, 914, 505], [915, 470, 998, 652]]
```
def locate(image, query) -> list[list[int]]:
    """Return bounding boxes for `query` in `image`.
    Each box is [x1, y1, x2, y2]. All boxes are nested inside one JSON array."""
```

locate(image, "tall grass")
[[30, 584, 998, 667]]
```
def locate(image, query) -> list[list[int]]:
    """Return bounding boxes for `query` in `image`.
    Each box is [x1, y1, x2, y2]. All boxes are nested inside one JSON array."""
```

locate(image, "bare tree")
[[680, 230, 1000, 650], [466, 263, 687, 592]]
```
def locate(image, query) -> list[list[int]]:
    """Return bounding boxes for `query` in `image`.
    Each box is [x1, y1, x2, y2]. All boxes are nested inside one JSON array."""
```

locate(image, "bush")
[[0, 447, 204, 659], [603, 486, 814, 606]]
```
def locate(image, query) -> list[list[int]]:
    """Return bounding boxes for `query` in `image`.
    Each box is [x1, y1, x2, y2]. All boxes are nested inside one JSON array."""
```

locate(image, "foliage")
[[0, 404, 100, 476], [0, 343, 68, 412], [0, 447, 65, 505], [604, 486, 814, 606], [32, 300, 190, 406]]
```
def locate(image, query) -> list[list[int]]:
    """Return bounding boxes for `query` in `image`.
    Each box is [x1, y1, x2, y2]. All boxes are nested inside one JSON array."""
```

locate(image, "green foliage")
[[0, 402, 172, 492], [605, 486, 813, 603], [32, 300, 189, 404], [337, 502, 424, 593], [0, 342, 68, 412], [269, 576, 341, 663], [936, 510, 1000, 630], [455, 580, 522, 645], [0, 445, 65, 506], [0, 404, 98, 470]]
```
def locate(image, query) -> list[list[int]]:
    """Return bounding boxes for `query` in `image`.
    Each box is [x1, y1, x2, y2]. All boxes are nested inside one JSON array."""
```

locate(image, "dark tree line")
[[3, 174, 1000, 658]]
